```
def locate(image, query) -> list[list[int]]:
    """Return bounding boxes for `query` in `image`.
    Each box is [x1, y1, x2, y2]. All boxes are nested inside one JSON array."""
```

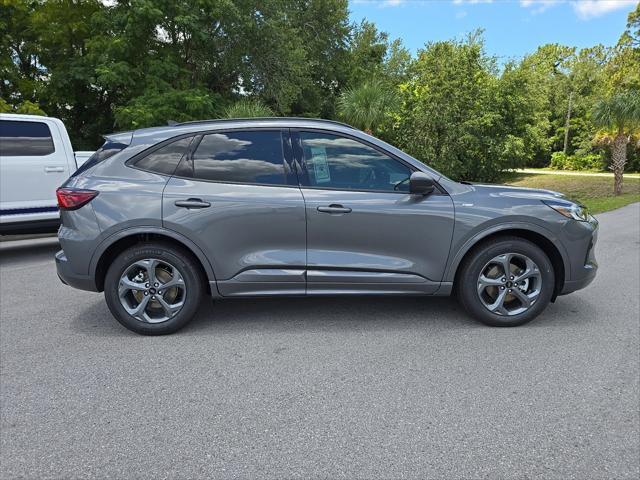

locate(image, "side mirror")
[[409, 172, 435, 195]]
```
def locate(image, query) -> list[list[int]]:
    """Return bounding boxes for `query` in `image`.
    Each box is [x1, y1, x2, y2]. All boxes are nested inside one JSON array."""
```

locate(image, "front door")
[[163, 129, 306, 296], [293, 130, 455, 295]]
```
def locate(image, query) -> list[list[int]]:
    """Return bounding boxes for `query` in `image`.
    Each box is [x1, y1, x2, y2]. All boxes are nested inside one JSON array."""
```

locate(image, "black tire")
[[457, 236, 555, 327], [104, 242, 204, 335]]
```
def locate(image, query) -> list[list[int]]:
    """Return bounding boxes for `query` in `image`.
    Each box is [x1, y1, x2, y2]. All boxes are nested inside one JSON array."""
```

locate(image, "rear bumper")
[[55, 250, 98, 292]]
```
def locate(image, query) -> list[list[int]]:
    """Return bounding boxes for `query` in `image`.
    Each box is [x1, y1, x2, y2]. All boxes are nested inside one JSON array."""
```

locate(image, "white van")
[[0, 113, 94, 234]]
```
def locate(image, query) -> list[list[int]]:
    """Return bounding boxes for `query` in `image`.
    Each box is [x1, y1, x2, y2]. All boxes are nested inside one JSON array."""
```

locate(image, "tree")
[[337, 80, 397, 134], [619, 2, 639, 48], [0, 0, 42, 108], [591, 91, 640, 194], [115, 89, 222, 129], [0, 98, 46, 115], [225, 98, 274, 118], [394, 32, 551, 182], [608, 3, 640, 91]]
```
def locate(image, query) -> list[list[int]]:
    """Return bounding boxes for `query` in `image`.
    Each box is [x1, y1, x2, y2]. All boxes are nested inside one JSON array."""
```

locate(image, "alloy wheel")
[[118, 258, 186, 323], [477, 253, 542, 316]]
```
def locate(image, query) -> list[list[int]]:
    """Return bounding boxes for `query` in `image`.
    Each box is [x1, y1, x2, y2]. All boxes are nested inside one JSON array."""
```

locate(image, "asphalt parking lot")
[[1, 203, 639, 479]]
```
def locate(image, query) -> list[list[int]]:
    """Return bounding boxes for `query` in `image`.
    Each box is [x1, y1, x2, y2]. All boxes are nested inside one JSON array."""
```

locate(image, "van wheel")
[[104, 243, 204, 335], [457, 237, 555, 327]]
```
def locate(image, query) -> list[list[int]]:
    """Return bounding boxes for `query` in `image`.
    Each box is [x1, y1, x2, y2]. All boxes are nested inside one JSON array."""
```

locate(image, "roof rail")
[[174, 117, 356, 129]]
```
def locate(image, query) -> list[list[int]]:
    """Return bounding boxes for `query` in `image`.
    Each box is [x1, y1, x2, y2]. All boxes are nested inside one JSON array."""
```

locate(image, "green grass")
[[525, 167, 640, 176], [504, 172, 640, 214]]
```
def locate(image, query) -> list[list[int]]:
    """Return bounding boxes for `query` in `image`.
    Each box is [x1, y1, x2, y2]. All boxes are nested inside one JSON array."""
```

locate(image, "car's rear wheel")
[[104, 243, 204, 335], [457, 237, 555, 327]]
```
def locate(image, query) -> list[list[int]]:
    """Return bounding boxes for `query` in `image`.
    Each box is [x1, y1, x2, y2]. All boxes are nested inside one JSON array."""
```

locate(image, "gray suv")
[[55, 118, 598, 335]]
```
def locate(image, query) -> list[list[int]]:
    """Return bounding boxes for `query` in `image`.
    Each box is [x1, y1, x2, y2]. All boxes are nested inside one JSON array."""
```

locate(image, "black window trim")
[[291, 127, 447, 196], [149, 127, 298, 188], [125, 125, 446, 194]]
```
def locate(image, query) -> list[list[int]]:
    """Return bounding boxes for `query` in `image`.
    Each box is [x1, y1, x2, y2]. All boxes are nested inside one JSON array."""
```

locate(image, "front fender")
[[442, 221, 571, 283]]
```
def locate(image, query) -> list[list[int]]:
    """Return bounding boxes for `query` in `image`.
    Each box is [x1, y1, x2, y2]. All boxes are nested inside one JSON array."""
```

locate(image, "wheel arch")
[[448, 226, 569, 298], [91, 227, 217, 293]]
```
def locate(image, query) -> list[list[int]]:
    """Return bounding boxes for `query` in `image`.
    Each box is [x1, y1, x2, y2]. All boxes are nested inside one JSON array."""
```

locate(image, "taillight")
[[56, 188, 98, 211]]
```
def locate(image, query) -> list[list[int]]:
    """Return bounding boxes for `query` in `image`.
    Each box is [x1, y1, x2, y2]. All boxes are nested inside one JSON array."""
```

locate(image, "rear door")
[[293, 129, 455, 294], [162, 129, 306, 296], [0, 119, 71, 224]]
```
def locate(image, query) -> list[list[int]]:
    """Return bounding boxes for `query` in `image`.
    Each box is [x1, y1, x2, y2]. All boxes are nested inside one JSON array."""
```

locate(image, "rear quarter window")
[[72, 137, 130, 177], [132, 136, 193, 176], [0, 120, 55, 156]]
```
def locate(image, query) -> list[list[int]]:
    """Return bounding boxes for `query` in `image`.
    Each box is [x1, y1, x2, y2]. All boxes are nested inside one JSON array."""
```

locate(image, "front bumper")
[[559, 219, 598, 295], [560, 263, 597, 294], [55, 250, 98, 292]]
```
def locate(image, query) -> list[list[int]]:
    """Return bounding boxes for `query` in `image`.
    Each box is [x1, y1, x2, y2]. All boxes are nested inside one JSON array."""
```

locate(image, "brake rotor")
[[131, 264, 180, 310]]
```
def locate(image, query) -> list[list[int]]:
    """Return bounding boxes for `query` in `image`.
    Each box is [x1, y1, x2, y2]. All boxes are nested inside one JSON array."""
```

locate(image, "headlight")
[[543, 200, 589, 222]]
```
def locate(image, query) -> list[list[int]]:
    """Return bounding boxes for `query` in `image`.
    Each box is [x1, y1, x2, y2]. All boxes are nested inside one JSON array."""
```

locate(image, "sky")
[[349, 0, 638, 61]]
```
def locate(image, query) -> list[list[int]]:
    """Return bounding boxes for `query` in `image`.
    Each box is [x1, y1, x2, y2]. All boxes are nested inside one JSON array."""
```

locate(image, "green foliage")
[[609, 4, 640, 91], [347, 21, 411, 88], [549, 152, 605, 171], [0, 0, 354, 147], [224, 98, 274, 119], [1, 0, 638, 180], [0, 0, 42, 106], [393, 33, 549, 182], [619, 2, 640, 47], [591, 90, 640, 133], [338, 80, 398, 134], [0, 98, 46, 115], [115, 89, 222, 129]]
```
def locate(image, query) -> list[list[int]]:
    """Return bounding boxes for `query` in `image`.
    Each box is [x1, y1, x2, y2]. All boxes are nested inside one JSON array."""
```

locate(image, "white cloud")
[[571, 0, 637, 19], [520, 0, 637, 19], [519, 0, 560, 14]]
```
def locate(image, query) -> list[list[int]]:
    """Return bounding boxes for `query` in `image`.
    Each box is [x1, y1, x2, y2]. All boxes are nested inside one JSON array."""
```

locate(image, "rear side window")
[[191, 130, 285, 185], [0, 120, 55, 156], [133, 136, 193, 176]]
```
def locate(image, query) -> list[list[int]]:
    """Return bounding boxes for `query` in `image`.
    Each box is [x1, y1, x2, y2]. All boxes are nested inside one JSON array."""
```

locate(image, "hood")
[[468, 183, 570, 203]]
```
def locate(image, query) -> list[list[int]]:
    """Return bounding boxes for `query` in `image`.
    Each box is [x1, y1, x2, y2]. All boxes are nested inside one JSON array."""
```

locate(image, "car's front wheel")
[[457, 236, 555, 327], [104, 242, 204, 335]]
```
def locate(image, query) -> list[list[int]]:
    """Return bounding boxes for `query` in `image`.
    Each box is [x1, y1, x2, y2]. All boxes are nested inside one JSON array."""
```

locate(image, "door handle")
[[174, 198, 211, 209], [44, 166, 65, 173], [317, 204, 352, 214]]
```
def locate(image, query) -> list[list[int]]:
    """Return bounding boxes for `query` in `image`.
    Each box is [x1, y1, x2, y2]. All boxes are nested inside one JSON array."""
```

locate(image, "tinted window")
[[0, 120, 55, 156], [72, 139, 129, 177], [134, 136, 193, 176], [192, 131, 285, 185], [300, 132, 412, 192]]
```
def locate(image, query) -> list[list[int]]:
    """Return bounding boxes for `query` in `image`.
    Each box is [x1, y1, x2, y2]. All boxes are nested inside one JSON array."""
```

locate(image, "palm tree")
[[591, 90, 640, 195], [225, 98, 274, 119], [337, 81, 398, 135]]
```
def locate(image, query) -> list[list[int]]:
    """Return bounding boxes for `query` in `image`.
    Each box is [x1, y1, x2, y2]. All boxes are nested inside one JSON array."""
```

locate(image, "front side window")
[[299, 132, 412, 193], [0, 120, 55, 156], [192, 130, 285, 185], [133, 136, 193, 176]]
